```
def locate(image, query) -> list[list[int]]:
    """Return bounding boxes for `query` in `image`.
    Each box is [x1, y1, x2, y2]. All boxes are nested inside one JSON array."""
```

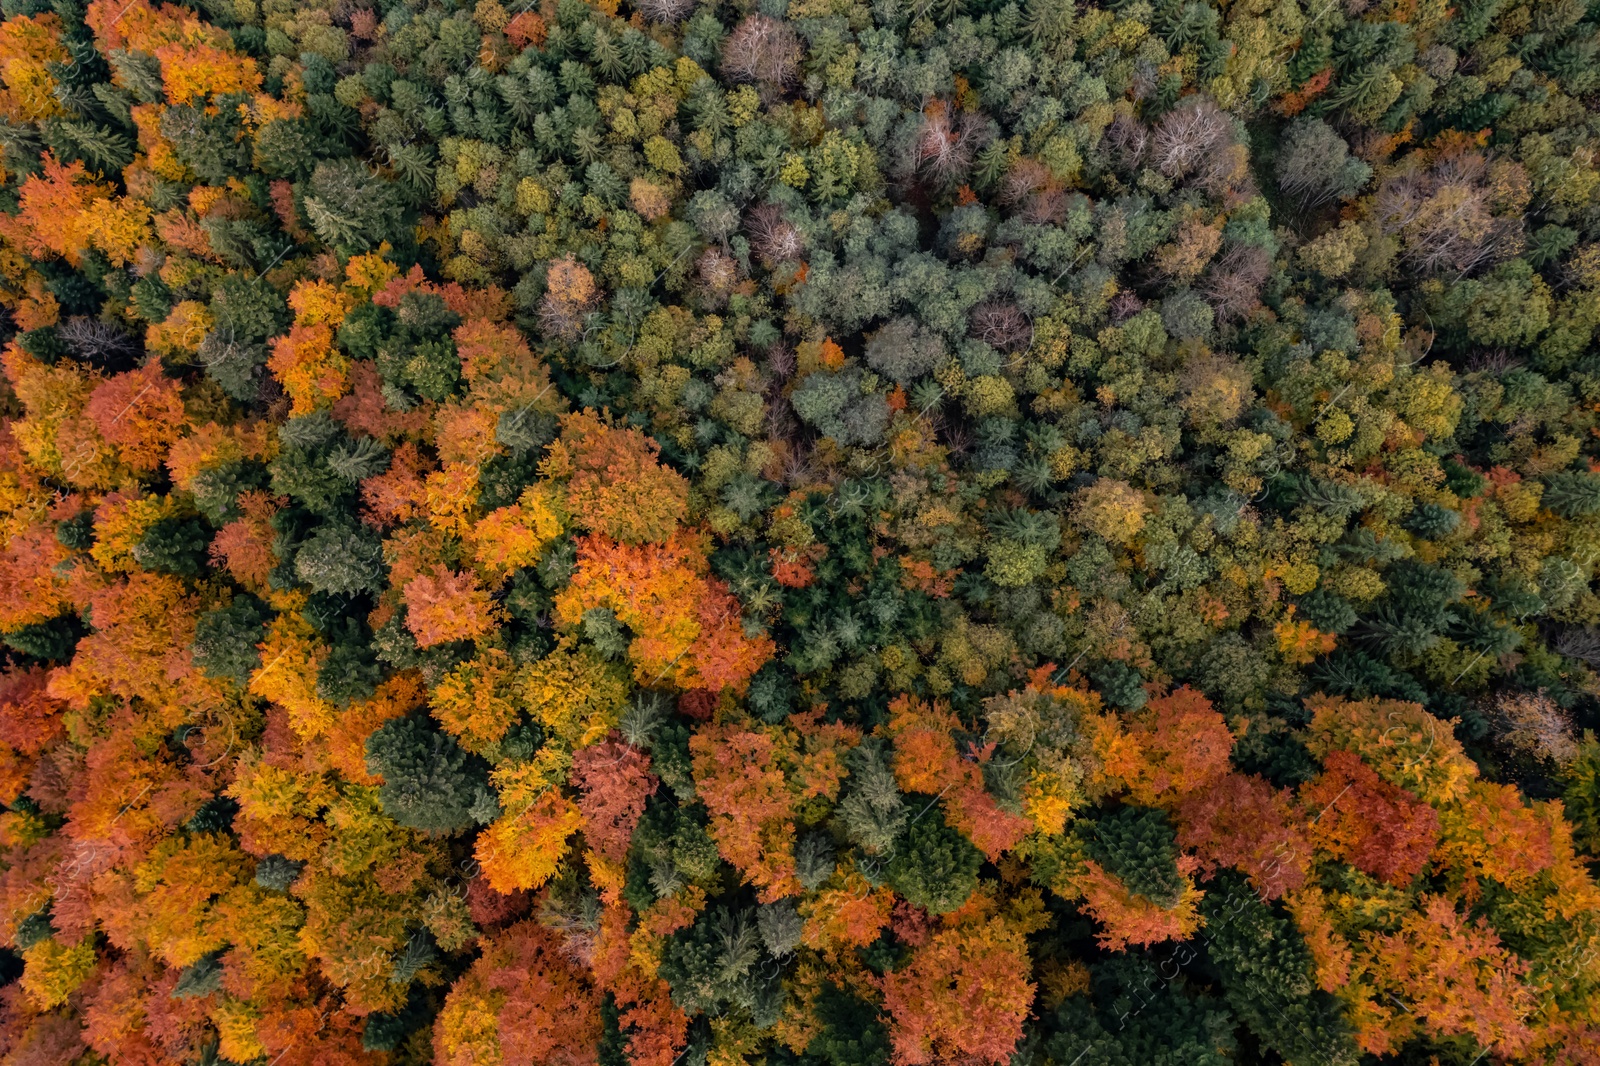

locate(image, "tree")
[[1361, 895, 1536, 1057], [881, 910, 1036, 1066], [888, 695, 1033, 861], [1071, 479, 1149, 546], [572, 736, 658, 863], [429, 648, 520, 755], [1275, 118, 1371, 209], [0, 664, 63, 803], [611, 974, 689, 1066], [791, 368, 890, 447], [1175, 772, 1310, 899], [555, 412, 689, 545], [470, 485, 566, 578], [1074, 855, 1204, 953], [1543, 471, 1600, 518], [1149, 96, 1244, 194], [1044, 955, 1236, 1066], [722, 16, 802, 92], [84, 364, 186, 474], [1300, 750, 1439, 886], [294, 522, 385, 595], [191, 595, 271, 686], [1373, 149, 1521, 277], [1095, 687, 1234, 808], [541, 257, 598, 341], [865, 317, 946, 386], [556, 531, 774, 693], [658, 906, 778, 1020], [886, 809, 982, 915], [475, 792, 585, 894], [268, 323, 351, 415], [689, 723, 800, 900], [435, 920, 600, 1066], [1086, 807, 1185, 907], [0, 13, 68, 124], [365, 715, 498, 835], [403, 566, 502, 647], [15, 153, 105, 264], [209, 490, 279, 589], [1200, 873, 1358, 1066], [303, 159, 408, 252]]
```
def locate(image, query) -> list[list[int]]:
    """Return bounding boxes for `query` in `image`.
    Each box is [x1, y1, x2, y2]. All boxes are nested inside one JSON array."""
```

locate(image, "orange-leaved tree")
[[572, 736, 658, 863], [1092, 685, 1234, 807], [556, 530, 773, 692], [690, 722, 802, 901], [881, 894, 1041, 1066], [1301, 749, 1440, 887], [434, 919, 600, 1066], [887, 694, 1031, 860], [551, 411, 689, 545]]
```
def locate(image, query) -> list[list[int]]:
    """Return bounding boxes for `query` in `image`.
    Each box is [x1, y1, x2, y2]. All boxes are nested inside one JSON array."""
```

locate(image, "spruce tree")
[[192, 595, 272, 686], [365, 715, 499, 835], [886, 808, 982, 914]]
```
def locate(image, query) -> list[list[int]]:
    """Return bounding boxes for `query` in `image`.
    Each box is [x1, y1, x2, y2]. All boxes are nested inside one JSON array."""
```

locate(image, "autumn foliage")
[[0, 0, 1598, 1061], [880, 904, 1038, 1066]]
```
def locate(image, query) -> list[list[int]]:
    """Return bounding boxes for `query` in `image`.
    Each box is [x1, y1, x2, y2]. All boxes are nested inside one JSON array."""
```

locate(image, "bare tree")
[[1374, 151, 1523, 276], [695, 248, 739, 308], [722, 15, 803, 91], [1151, 96, 1231, 180], [58, 317, 138, 366], [634, 0, 695, 25], [910, 100, 987, 189], [746, 203, 804, 268], [1108, 289, 1144, 324], [1000, 157, 1053, 208], [1151, 95, 1254, 201], [969, 300, 1033, 353], [1102, 111, 1148, 173], [1201, 244, 1272, 323]]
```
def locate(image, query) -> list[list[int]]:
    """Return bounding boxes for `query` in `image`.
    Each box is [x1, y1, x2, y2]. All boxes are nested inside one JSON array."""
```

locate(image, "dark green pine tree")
[[1088, 807, 1185, 907], [885, 807, 982, 915], [1199, 873, 1358, 1066], [2, 614, 84, 662], [365, 715, 499, 835], [316, 617, 384, 707], [1045, 956, 1236, 1066], [133, 516, 210, 577], [292, 523, 385, 595], [191, 595, 272, 686], [1543, 471, 1600, 518], [658, 905, 785, 1025]]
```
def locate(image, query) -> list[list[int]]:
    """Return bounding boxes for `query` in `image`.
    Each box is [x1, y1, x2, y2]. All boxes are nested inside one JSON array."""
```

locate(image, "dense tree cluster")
[[0, 0, 1598, 1061]]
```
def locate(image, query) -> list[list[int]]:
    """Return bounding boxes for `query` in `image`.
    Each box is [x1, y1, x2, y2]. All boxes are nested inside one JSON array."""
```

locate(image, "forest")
[[0, 0, 1598, 1060]]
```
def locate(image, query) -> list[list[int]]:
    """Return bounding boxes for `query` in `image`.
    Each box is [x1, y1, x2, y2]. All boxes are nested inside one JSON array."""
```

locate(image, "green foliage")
[[1086, 807, 1184, 907], [132, 516, 210, 576], [836, 740, 908, 857], [292, 523, 385, 595], [192, 595, 272, 686], [1200, 874, 1359, 1066], [365, 715, 499, 835], [254, 855, 306, 892], [660, 906, 783, 1023], [886, 808, 982, 914], [1045, 957, 1236, 1066], [303, 159, 410, 252], [317, 622, 383, 706]]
